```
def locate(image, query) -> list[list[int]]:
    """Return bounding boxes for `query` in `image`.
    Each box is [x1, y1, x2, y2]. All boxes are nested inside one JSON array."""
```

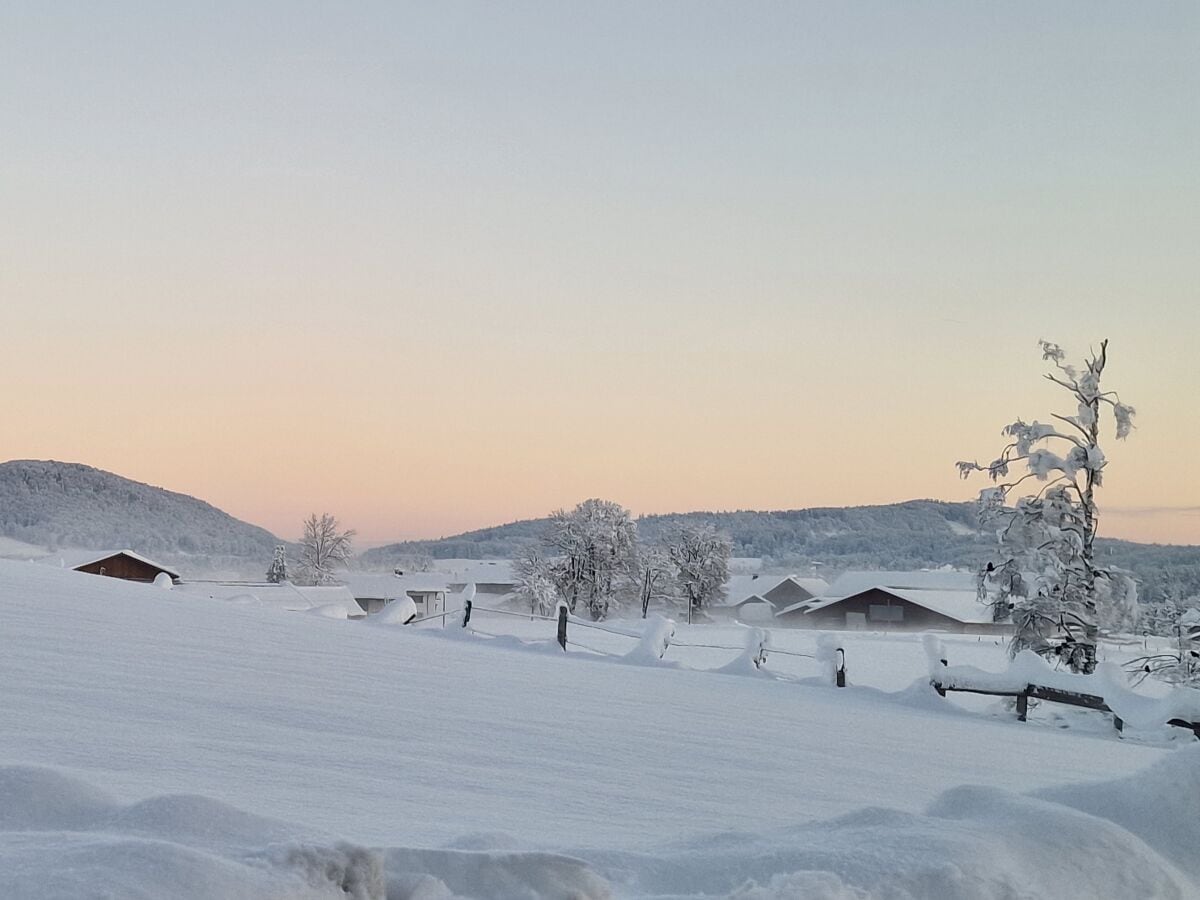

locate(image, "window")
[[868, 604, 904, 623]]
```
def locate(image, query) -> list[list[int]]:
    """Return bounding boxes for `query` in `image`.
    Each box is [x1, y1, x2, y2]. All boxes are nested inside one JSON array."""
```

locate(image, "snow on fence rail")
[[441, 599, 847, 684], [925, 636, 1200, 739]]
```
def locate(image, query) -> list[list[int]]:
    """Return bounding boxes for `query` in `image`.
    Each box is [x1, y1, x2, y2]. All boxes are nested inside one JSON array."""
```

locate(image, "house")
[[431, 559, 517, 597], [342, 572, 454, 618], [713, 574, 829, 622], [775, 569, 1012, 635], [38, 549, 180, 584]]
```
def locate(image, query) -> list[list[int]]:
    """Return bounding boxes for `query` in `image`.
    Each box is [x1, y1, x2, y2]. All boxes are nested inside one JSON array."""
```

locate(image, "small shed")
[[40, 549, 181, 584], [343, 572, 453, 617]]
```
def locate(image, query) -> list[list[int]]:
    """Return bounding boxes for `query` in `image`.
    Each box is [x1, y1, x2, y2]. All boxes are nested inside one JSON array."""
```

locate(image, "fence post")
[[1016, 691, 1029, 722], [835, 648, 846, 687], [462, 600, 472, 627], [557, 605, 568, 651], [935, 657, 948, 697], [1113, 714, 1124, 735]]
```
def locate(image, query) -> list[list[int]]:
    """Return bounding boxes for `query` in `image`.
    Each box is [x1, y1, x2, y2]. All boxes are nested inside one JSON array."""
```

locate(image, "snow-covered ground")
[[1, 560, 1196, 898]]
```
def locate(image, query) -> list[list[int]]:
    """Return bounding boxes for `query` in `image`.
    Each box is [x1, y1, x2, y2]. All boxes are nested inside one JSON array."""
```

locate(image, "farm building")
[[713, 574, 829, 622], [775, 569, 1013, 635], [38, 549, 180, 584], [343, 572, 454, 617], [432, 559, 517, 598]]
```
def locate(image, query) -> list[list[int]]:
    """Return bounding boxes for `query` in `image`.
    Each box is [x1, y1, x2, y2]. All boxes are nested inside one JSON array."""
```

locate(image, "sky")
[[1, 2, 1197, 545]]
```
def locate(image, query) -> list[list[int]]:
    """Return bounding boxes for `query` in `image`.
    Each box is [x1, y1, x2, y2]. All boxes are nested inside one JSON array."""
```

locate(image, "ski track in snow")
[[1, 560, 1196, 899]]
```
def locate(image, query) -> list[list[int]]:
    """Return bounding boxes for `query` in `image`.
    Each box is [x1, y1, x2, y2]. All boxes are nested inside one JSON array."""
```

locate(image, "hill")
[[362, 500, 1200, 603], [0, 460, 283, 575]]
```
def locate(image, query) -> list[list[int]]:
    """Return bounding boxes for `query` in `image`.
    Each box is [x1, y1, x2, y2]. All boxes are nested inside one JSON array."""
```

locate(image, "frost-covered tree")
[[669, 524, 732, 623], [513, 547, 558, 617], [1128, 607, 1200, 688], [958, 340, 1136, 673], [544, 499, 638, 620], [298, 513, 355, 586], [636, 547, 677, 619], [265, 545, 289, 583]]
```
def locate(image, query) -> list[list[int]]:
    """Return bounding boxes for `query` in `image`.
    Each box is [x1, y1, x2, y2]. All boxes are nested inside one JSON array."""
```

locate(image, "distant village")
[[36, 547, 1013, 636]]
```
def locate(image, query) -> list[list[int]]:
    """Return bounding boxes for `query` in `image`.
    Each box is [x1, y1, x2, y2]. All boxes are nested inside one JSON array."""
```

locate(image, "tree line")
[[512, 498, 733, 621]]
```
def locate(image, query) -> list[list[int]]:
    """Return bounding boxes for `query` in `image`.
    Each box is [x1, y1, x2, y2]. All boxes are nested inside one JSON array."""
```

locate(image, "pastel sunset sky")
[[2, 3, 1197, 545]]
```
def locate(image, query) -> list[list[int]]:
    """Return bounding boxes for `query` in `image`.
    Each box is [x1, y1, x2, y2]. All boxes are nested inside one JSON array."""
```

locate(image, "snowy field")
[[1, 560, 1197, 899]]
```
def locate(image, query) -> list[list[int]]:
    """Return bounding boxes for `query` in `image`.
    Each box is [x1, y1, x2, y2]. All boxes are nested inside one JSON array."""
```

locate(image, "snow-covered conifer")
[[265, 545, 289, 583]]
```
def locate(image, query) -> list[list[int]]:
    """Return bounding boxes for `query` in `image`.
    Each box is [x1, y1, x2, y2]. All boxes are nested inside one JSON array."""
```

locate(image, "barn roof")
[[37, 549, 181, 580], [788, 569, 993, 624], [719, 574, 829, 608]]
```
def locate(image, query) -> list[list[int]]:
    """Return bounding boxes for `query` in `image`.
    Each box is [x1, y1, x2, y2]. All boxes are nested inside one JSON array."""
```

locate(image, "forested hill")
[[363, 500, 1200, 603], [0, 460, 283, 566]]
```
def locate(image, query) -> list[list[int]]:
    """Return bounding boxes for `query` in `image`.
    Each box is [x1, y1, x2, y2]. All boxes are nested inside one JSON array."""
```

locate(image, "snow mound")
[[623, 615, 675, 665], [383, 848, 612, 900], [374, 595, 418, 625], [154, 571, 174, 590], [1038, 742, 1200, 881], [0, 765, 613, 900], [715, 627, 772, 676], [0, 765, 119, 830], [584, 749, 1200, 899]]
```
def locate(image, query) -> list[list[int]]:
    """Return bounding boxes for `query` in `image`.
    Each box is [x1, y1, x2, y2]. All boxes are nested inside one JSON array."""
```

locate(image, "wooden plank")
[[929, 682, 1023, 699], [1027, 685, 1112, 713]]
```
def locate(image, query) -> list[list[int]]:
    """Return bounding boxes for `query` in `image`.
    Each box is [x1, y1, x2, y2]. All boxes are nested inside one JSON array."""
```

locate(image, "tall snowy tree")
[[669, 524, 732, 622], [298, 513, 355, 586], [544, 499, 638, 620], [636, 547, 677, 619], [958, 340, 1136, 673], [265, 545, 289, 583]]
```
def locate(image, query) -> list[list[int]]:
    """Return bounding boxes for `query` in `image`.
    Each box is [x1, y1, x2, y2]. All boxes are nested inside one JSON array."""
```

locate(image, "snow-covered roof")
[[430, 559, 516, 584], [721, 574, 790, 607], [821, 569, 977, 598], [37, 549, 181, 580], [790, 569, 992, 624], [719, 574, 829, 608], [342, 572, 453, 599]]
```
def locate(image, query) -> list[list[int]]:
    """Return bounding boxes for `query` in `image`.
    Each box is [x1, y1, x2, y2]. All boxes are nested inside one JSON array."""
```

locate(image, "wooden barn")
[[713, 574, 829, 622], [775, 570, 1013, 635], [40, 549, 181, 584]]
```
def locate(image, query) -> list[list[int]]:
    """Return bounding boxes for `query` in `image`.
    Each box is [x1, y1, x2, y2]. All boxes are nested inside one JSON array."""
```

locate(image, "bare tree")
[[298, 513, 356, 586], [637, 547, 677, 619], [669, 524, 732, 624], [958, 340, 1136, 672]]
